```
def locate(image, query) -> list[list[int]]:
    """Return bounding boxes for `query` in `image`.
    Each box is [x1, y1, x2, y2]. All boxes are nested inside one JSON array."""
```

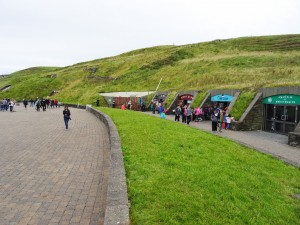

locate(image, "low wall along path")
[[0, 105, 129, 225]]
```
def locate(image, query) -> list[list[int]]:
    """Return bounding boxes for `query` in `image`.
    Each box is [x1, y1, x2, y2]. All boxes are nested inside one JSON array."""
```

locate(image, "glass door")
[[264, 105, 299, 134]]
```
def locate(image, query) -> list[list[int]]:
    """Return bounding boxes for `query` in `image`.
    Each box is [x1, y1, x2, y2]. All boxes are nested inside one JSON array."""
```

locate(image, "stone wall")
[[288, 120, 300, 148], [288, 132, 300, 148], [66, 104, 130, 225], [262, 86, 300, 98], [86, 106, 129, 225]]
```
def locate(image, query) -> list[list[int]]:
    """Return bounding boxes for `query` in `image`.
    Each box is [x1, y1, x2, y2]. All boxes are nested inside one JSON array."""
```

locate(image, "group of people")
[[0, 98, 15, 112], [174, 104, 205, 125], [150, 100, 167, 119], [2, 96, 71, 129], [118, 100, 147, 112], [172, 103, 234, 131], [22, 98, 61, 111], [210, 107, 234, 132]]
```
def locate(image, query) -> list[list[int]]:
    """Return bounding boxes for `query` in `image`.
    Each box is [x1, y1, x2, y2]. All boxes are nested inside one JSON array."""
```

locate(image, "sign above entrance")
[[211, 94, 233, 102], [263, 94, 300, 105], [179, 94, 193, 100]]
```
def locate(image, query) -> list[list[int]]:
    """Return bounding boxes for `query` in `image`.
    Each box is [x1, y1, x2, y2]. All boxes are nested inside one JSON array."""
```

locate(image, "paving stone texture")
[[0, 105, 110, 225], [147, 112, 300, 168]]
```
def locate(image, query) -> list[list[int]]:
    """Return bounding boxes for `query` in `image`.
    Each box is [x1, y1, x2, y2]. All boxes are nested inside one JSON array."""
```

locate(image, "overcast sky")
[[1, 0, 299, 74]]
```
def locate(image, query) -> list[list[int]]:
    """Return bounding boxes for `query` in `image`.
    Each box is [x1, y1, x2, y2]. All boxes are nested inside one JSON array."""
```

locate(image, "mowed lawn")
[[99, 108, 299, 225]]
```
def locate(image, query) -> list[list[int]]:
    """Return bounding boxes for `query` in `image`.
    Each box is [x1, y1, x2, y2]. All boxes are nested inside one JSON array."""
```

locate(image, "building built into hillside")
[[99, 87, 300, 147], [99, 91, 154, 110], [166, 91, 198, 114]]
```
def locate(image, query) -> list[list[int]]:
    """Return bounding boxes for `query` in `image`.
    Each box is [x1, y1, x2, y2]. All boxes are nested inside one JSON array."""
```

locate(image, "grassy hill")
[[0, 34, 299, 105]]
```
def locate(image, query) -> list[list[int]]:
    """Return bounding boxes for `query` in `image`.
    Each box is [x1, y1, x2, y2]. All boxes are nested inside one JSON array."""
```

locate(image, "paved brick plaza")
[[0, 106, 110, 225]]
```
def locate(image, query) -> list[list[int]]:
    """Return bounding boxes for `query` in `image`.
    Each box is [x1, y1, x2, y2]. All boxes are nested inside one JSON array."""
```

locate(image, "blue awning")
[[211, 94, 233, 102]]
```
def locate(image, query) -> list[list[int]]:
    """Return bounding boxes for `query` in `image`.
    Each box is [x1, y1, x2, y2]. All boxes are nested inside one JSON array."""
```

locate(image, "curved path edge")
[[67, 104, 130, 225]]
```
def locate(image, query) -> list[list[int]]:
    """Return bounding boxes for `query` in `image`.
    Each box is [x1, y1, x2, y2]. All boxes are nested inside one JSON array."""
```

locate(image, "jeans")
[[187, 115, 192, 125], [64, 117, 70, 129]]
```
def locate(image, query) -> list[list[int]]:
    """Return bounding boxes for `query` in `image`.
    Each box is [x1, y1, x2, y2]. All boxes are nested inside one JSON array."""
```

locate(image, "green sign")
[[263, 94, 300, 105]]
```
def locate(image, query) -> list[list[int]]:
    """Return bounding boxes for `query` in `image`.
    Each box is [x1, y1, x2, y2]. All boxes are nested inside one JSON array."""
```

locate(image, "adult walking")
[[35, 99, 41, 111], [211, 110, 218, 131], [127, 100, 132, 110], [174, 105, 181, 121], [23, 99, 28, 109], [1, 99, 7, 111], [41, 99, 46, 111], [9, 100, 14, 112], [63, 106, 71, 129], [186, 105, 193, 125]]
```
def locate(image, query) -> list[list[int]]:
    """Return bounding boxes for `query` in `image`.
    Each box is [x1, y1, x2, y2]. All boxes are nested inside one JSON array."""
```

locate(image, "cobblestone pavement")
[[146, 112, 300, 168], [0, 105, 110, 225]]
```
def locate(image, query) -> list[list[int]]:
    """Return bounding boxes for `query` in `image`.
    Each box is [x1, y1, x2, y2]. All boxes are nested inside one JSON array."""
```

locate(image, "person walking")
[[211, 110, 218, 131], [23, 99, 28, 109], [159, 104, 165, 119], [194, 107, 200, 122], [41, 99, 47, 111], [174, 105, 181, 122], [63, 106, 71, 129], [1, 99, 7, 111], [8, 100, 14, 112], [29, 99, 34, 107], [35, 98, 41, 111], [127, 100, 132, 110], [186, 105, 193, 125], [226, 114, 233, 129]]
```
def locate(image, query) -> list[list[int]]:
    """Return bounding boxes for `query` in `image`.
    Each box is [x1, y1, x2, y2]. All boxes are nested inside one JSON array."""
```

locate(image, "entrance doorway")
[[210, 94, 233, 110], [264, 105, 299, 134], [178, 94, 193, 106]]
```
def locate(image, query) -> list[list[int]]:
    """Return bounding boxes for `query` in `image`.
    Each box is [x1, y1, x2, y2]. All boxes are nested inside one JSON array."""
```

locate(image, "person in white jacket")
[[8, 100, 14, 112]]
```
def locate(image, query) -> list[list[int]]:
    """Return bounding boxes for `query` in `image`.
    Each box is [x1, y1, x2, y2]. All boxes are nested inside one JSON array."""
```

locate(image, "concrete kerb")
[[65, 104, 130, 225]]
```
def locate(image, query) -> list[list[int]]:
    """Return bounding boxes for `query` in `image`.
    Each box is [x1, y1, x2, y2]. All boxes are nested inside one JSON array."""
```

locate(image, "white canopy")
[[99, 91, 154, 98]]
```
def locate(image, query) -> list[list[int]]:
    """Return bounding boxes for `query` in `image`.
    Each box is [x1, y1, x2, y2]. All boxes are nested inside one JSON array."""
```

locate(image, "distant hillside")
[[0, 34, 299, 104]]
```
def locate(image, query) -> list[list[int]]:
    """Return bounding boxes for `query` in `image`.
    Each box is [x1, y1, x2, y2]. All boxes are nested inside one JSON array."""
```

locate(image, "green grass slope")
[[99, 108, 300, 225], [0, 34, 299, 105]]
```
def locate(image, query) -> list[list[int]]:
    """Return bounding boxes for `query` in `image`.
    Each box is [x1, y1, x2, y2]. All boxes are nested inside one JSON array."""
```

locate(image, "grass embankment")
[[99, 108, 300, 225], [192, 91, 208, 108], [0, 34, 299, 107], [230, 91, 256, 121]]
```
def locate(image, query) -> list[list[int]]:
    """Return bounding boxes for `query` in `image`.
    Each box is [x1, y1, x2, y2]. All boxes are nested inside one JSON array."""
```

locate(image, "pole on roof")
[[155, 77, 163, 92]]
